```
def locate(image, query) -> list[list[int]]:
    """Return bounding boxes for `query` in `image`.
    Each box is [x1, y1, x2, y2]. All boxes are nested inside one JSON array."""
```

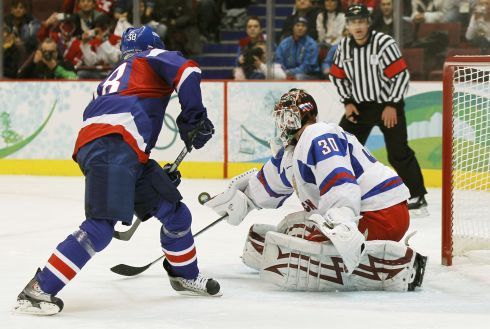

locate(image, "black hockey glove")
[[162, 163, 182, 187], [177, 115, 215, 151]]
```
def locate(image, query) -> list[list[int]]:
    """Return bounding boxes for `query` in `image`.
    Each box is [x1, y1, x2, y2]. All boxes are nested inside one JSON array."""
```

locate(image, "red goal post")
[[442, 56, 490, 266]]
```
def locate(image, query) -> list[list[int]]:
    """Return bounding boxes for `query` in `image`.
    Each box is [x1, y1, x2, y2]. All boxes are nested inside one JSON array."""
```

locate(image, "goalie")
[[205, 89, 426, 292]]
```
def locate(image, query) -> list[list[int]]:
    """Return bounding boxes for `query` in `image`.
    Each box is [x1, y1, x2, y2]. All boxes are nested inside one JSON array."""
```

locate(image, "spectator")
[[38, 16, 84, 69], [161, 0, 204, 56], [410, 0, 460, 24], [3, 24, 26, 79], [234, 42, 287, 80], [63, 0, 118, 15], [316, 0, 346, 47], [78, 14, 121, 78], [136, 0, 167, 39], [341, 0, 379, 12], [279, 0, 321, 42], [196, 0, 220, 41], [466, 0, 490, 52], [18, 38, 78, 79], [371, 0, 414, 47], [4, 0, 40, 53], [73, 0, 106, 37], [275, 17, 320, 80], [321, 43, 338, 77], [236, 16, 266, 66]]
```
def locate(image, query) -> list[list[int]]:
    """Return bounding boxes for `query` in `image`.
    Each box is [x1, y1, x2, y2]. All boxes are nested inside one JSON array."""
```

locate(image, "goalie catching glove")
[[306, 207, 365, 274], [205, 169, 259, 226]]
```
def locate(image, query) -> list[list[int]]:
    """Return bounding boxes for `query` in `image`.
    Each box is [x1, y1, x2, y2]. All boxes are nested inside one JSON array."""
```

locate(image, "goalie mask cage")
[[442, 56, 490, 266]]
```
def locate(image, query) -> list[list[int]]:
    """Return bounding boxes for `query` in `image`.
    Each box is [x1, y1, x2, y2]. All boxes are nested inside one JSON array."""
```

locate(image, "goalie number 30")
[[318, 138, 339, 155]]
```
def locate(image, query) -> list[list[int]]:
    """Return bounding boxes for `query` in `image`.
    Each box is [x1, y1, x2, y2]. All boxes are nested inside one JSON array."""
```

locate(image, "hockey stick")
[[113, 145, 191, 241], [110, 213, 225, 276]]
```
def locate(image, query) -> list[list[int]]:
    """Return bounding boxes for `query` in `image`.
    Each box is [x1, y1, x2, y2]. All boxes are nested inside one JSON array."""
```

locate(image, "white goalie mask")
[[272, 89, 318, 147]]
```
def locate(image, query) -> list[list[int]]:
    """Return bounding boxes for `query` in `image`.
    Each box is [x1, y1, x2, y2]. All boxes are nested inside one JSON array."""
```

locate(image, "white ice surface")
[[1, 176, 490, 329]]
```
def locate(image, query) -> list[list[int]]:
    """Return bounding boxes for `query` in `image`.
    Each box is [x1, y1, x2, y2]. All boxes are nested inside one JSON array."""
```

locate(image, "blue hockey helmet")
[[120, 25, 165, 59]]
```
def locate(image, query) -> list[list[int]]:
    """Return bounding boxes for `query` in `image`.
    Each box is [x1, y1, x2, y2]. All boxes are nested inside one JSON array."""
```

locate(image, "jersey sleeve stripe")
[[319, 168, 357, 196], [257, 168, 290, 198], [173, 60, 201, 92], [383, 57, 408, 79], [361, 176, 404, 200]]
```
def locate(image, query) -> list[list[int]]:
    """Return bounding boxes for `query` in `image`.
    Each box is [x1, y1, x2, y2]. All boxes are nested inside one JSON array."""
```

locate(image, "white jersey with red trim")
[[73, 48, 206, 163], [246, 122, 410, 216]]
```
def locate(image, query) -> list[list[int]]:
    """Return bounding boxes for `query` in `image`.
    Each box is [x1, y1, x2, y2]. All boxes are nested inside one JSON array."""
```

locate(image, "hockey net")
[[442, 56, 490, 265]]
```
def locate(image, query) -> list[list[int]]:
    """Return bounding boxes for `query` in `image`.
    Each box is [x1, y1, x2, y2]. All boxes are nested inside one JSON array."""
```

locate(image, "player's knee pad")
[[242, 224, 277, 270], [156, 201, 192, 239], [75, 218, 116, 254]]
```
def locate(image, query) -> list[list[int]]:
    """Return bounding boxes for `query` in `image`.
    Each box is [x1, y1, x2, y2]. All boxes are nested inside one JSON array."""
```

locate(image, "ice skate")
[[408, 196, 429, 218], [163, 259, 222, 297], [408, 253, 427, 291], [13, 270, 64, 315]]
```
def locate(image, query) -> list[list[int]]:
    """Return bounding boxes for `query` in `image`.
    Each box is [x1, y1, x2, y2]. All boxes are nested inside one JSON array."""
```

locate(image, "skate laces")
[[184, 273, 208, 291]]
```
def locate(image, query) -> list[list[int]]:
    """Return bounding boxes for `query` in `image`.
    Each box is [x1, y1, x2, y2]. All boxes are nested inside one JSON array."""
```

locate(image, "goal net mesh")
[[450, 64, 490, 257]]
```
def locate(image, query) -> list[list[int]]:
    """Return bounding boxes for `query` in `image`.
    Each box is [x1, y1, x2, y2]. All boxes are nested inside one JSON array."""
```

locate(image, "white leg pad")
[[242, 224, 277, 270], [260, 232, 418, 292]]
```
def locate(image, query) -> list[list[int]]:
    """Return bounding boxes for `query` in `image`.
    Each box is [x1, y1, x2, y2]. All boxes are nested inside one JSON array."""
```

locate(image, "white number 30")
[[318, 137, 339, 155]]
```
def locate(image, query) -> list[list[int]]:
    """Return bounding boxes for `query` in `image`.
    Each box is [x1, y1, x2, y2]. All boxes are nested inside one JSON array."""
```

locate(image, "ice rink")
[[1, 175, 489, 329]]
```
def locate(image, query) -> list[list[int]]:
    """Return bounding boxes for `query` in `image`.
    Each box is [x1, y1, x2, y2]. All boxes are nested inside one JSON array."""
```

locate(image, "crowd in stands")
[[234, 0, 490, 81], [2, 0, 221, 79], [2, 0, 490, 81]]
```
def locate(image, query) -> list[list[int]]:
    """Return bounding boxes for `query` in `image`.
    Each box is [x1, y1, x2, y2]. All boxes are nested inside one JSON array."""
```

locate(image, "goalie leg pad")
[[242, 224, 277, 270], [261, 232, 421, 292]]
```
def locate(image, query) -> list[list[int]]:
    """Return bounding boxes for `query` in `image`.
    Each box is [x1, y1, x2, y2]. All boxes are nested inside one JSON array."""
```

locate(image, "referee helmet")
[[345, 4, 371, 21]]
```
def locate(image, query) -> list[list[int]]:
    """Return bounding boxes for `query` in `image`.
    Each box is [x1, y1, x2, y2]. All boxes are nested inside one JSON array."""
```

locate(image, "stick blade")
[[110, 263, 151, 277]]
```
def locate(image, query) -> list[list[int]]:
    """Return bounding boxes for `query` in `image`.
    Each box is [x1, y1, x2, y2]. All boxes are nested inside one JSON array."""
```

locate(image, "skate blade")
[[174, 289, 223, 297], [13, 299, 61, 316], [409, 206, 429, 218]]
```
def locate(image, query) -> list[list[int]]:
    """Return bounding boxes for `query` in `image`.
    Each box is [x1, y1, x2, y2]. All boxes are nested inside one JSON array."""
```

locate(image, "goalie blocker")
[[242, 213, 426, 292]]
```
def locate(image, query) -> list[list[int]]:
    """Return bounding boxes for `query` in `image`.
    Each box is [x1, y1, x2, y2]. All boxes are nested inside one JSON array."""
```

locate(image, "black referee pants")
[[339, 102, 427, 198]]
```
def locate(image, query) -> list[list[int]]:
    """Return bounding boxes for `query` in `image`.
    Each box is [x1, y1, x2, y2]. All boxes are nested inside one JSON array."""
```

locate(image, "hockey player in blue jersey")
[[205, 89, 426, 292], [14, 26, 221, 316]]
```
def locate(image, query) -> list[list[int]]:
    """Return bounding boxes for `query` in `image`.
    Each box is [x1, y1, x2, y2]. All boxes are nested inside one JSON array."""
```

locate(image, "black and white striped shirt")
[[330, 31, 410, 105]]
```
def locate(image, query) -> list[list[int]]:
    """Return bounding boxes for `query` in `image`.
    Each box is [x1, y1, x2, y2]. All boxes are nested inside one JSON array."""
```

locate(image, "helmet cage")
[[273, 90, 304, 146]]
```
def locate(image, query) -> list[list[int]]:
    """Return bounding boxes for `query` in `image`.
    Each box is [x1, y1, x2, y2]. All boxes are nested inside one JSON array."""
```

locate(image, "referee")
[[330, 4, 428, 217]]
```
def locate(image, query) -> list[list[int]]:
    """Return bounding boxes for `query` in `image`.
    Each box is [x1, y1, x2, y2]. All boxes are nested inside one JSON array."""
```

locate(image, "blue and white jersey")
[[73, 48, 205, 163], [246, 122, 410, 216]]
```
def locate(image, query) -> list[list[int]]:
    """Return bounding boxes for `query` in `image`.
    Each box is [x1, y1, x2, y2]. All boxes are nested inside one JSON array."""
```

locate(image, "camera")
[[56, 13, 72, 21], [242, 47, 264, 69]]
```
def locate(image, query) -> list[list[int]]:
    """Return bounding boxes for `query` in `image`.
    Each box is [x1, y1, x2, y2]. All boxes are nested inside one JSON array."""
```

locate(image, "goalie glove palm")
[[207, 190, 256, 226], [205, 169, 258, 226], [307, 212, 366, 274]]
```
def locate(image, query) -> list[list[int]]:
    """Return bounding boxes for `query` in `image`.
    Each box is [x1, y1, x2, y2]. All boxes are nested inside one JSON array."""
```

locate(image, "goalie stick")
[[112, 145, 191, 241], [110, 191, 221, 277]]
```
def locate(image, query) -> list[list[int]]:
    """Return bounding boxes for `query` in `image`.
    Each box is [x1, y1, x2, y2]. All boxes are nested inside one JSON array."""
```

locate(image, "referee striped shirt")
[[330, 30, 409, 105]]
